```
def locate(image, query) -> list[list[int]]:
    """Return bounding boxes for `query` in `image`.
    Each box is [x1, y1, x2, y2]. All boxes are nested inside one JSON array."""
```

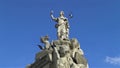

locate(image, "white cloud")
[[105, 56, 120, 65]]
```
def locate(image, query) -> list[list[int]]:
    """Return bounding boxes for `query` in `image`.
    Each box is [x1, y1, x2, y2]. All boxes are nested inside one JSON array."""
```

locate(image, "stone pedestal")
[[26, 38, 88, 68]]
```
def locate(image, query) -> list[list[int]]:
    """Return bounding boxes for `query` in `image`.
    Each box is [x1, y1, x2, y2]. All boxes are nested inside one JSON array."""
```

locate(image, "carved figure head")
[[40, 35, 49, 43], [59, 45, 70, 57], [70, 38, 80, 49], [60, 11, 64, 16]]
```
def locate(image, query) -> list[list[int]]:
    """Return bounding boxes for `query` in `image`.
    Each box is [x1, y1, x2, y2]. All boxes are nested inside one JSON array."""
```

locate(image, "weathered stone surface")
[[26, 38, 88, 68]]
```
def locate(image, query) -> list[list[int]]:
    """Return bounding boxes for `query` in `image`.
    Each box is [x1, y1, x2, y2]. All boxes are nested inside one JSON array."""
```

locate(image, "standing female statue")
[[50, 11, 70, 40]]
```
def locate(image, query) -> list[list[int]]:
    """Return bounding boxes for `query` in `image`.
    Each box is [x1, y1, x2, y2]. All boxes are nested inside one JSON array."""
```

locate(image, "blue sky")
[[0, 0, 120, 68]]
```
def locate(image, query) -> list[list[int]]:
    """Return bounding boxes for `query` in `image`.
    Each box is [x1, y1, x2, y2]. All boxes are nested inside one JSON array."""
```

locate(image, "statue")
[[40, 35, 51, 49], [26, 11, 89, 68], [50, 11, 70, 40]]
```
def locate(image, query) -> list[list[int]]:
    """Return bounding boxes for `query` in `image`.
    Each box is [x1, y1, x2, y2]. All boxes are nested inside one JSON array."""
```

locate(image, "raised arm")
[[50, 10, 57, 22]]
